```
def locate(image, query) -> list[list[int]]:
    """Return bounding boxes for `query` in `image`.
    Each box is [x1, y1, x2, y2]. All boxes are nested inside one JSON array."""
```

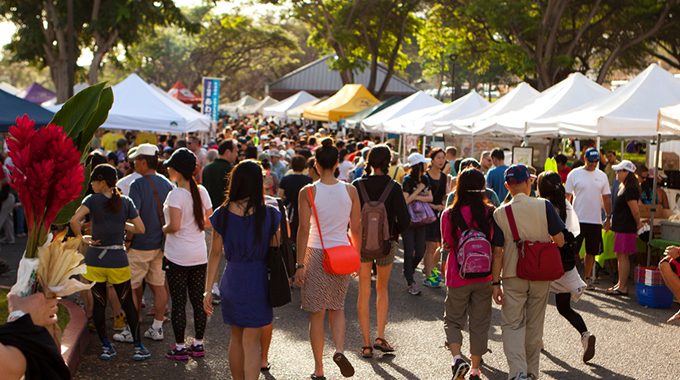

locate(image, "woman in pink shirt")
[[440, 168, 498, 380]]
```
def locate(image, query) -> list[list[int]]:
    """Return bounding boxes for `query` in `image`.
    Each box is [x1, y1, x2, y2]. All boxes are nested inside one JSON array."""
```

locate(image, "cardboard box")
[[639, 204, 675, 221], [662, 152, 679, 171]]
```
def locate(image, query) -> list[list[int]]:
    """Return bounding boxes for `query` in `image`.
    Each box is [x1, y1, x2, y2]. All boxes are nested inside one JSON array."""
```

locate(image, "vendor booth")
[[302, 84, 379, 121], [262, 91, 317, 119], [0, 89, 55, 132]]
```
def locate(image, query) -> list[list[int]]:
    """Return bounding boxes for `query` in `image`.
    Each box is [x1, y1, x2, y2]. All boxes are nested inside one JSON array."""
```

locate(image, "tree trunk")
[[51, 58, 70, 103]]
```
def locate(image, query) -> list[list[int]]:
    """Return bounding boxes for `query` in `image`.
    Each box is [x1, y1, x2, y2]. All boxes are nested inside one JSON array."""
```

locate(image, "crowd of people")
[[1, 119, 679, 380]]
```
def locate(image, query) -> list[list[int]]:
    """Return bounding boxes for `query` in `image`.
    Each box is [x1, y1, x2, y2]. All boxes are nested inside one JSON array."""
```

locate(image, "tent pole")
[[470, 135, 475, 159], [561, 138, 566, 153], [596, 136, 601, 152], [620, 140, 625, 161], [422, 136, 426, 155], [648, 133, 662, 267]]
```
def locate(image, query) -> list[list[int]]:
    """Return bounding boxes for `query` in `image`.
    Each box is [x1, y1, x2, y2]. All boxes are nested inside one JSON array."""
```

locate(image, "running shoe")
[[451, 358, 470, 380], [432, 267, 444, 283], [113, 326, 133, 343], [166, 344, 189, 360], [511, 372, 527, 380], [113, 313, 126, 331], [407, 283, 422, 296], [141, 296, 146, 308], [144, 326, 164, 341], [187, 341, 205, 357], [212, 292, 221, 305], [423, 276, 441, 288], [468, 370, 482, 380], [134, 343, 151, 360], [581, 331, 596, 363], [100, 340, 116, 360]]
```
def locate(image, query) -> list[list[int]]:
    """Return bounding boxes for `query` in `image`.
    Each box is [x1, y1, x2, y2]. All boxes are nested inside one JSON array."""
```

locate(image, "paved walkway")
[[1, 236, 678, 379]]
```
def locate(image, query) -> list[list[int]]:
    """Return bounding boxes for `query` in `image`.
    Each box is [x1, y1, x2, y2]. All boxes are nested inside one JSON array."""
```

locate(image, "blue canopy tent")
[[0, 89, 55, 132]]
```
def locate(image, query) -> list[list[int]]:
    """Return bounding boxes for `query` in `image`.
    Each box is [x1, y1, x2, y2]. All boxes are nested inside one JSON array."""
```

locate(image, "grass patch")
[[0, 287, 71, 331]]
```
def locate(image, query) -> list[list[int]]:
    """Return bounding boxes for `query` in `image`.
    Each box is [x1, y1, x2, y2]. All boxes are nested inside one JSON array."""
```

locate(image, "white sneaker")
[[113, 326, 133, 343], [581, 331, 596, 363], [144, 326, 164, 341], [512, 372, 527, 380]]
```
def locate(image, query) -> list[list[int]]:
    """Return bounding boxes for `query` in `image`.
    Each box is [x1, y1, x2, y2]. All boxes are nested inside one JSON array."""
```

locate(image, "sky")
[[0, 0, 284, 66]]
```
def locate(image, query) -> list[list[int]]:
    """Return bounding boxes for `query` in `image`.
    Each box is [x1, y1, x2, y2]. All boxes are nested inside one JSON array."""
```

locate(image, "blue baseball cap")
[[504, 164, 536, 185], [584, 148, 599, 162]]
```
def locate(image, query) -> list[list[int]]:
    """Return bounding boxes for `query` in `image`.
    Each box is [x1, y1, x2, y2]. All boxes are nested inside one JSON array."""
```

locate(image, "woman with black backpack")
[[441, 168, 498, 380], [537, 171, 595, 364], [352, 145, 410, 359]]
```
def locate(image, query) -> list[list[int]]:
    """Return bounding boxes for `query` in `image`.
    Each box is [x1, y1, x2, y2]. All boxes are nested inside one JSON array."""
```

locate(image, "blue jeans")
[[401, 225, 426, 285]]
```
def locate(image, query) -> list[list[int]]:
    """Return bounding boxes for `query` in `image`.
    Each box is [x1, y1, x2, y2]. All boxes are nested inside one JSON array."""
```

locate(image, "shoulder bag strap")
[[391, 167, 398, 179], [378, 181, 394, 203], [307, 186, 325, 250], [144, 175, 165, 225], [276, 198, 289, 240], [505, 204, 521, 248]]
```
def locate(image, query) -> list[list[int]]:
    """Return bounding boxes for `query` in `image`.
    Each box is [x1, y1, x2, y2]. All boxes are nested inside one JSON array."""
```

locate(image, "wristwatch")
[[492, 280, 501, 286], [296, 264, 305, 269]]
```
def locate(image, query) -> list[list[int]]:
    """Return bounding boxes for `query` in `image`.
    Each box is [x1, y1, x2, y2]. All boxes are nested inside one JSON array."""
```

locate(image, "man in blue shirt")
[[485, 148, 509, 201]]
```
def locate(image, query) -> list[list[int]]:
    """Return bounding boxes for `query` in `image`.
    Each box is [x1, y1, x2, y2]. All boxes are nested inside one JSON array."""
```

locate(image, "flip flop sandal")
[[606, 289, 628, 296], [373, 337, 395, 353], [310, 374, 326, 380], [361, 346, 373, 358], [261, 363, 271, 372], [333, 352, 355, 377]]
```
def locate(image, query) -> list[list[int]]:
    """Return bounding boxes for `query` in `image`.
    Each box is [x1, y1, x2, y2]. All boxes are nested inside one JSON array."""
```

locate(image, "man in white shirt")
[[565, 148, 611, 290]]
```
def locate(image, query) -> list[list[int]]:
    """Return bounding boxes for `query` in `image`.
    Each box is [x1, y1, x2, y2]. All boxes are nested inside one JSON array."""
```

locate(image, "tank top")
[[308, 181, 352, 249]]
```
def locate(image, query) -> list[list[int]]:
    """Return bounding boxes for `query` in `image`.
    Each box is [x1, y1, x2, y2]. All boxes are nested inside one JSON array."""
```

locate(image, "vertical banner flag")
[[202, 77, 221, 122]]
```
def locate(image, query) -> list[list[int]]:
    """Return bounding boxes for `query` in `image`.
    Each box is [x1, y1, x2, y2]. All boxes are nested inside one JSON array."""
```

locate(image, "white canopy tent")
[[219, 95, 260, 113], [385, 91, 490, 135], [287, 97, 325, 120], [434, 83, 539, 132], [239, 96, 278, 115], [472, 73, 609, 137], [658, 101, 680, 135], [262, 91, 317, 118], [525, 64, 680, 139], [101, 74, 210, 133], [361, 91, 442, 133], [0, 82, 20, 96]]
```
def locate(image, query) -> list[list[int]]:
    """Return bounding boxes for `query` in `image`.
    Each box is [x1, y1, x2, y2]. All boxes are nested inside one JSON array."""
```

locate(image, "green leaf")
[[53, 164, 91, 226], [78, 86, 113, 161], [50, 83, 107, 139]]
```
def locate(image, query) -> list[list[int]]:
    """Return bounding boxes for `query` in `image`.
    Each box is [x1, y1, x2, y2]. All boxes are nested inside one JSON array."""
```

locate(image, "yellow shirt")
[[136, 132, 157, 146], [102, 132, 125, 152], [388, 165, 405, 183]]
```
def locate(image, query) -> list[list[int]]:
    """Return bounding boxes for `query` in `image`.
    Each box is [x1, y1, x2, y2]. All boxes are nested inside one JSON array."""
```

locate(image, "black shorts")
[[425, 214, 442, 243], [661, 257, 680, 277], [576, 223, 603, 256]]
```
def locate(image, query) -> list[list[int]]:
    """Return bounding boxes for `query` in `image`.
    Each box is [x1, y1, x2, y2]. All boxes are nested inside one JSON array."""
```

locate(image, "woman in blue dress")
[[203, 160, 280, 380]]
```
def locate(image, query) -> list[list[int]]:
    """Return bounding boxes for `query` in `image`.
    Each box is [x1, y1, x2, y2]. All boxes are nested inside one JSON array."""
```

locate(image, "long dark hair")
[[449, 168, 493, 240], [537, 171, 567, 222], [222, 160, 266, 240], [620, 170, 640, 197], [409, 163, 426, 185], [177, 170, 205, 231]]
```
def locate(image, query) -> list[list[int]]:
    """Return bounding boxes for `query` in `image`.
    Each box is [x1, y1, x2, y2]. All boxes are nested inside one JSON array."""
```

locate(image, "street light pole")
[[449, 54, 458, 102]]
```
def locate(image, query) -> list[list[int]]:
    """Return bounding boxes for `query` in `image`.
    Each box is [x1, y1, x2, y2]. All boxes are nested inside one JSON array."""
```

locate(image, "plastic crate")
[[660, 220, 680, 242], [634, 267, 674, 308]]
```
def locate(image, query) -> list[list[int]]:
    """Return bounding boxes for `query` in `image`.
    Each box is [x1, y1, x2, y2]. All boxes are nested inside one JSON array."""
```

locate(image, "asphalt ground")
[[1, 235, 678, 380]]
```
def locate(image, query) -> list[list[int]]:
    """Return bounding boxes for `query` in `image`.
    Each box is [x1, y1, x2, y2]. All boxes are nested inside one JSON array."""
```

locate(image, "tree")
[[433, 0, 680, 90], [121, 12, 301, 100], [1, 0, 197, 103], [266, 0, 421, 99]]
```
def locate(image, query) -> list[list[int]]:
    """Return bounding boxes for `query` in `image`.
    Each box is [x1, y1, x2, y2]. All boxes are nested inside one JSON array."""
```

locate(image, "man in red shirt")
[[555, 154, 571, 184]]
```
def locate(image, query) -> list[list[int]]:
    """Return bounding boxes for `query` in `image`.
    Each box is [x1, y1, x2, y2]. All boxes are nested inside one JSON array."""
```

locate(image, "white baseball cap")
[[128, 143, 158, 159], [406, 153, 431, 167], [613, 160, 636, 173]]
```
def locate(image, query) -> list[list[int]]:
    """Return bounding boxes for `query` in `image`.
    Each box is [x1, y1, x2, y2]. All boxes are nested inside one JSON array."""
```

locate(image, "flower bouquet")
[[8, 83, 113, 344]]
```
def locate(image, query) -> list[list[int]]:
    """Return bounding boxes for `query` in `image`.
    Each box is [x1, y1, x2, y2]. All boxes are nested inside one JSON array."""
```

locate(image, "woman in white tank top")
[[295, 138, 362, 379]]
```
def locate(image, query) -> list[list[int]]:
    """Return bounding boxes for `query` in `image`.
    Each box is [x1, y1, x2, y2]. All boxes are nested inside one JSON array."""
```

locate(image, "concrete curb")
[[59, 298, 89, 376]]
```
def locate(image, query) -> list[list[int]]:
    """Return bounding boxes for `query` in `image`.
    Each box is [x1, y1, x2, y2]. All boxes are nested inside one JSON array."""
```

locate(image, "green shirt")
[[202, 158, 233, 208], [604, 162, 617, 186]]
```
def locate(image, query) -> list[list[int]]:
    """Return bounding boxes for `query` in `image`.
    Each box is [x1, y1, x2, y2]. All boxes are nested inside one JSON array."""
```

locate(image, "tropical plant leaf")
[[78, 86, 113, 161], [53, 164, 91, 226], [50, 83, 106, 140]]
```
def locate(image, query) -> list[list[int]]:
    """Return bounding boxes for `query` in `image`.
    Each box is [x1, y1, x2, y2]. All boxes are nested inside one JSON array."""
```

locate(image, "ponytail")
[[104, 181, 122, 214], [189, 178, 205, 231]]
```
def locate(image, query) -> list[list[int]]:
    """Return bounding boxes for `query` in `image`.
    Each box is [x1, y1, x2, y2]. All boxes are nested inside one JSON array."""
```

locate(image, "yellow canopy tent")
[[302, 84, 379, 121]]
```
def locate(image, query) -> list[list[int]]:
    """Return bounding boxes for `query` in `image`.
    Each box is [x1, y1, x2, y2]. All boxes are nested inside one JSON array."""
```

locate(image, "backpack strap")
[[505, 204, 521, 249], [379, 181, 394, 203], [358, 181, 370, 204], [454, 208, 470, 232], [144, 175, 165, 225]]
